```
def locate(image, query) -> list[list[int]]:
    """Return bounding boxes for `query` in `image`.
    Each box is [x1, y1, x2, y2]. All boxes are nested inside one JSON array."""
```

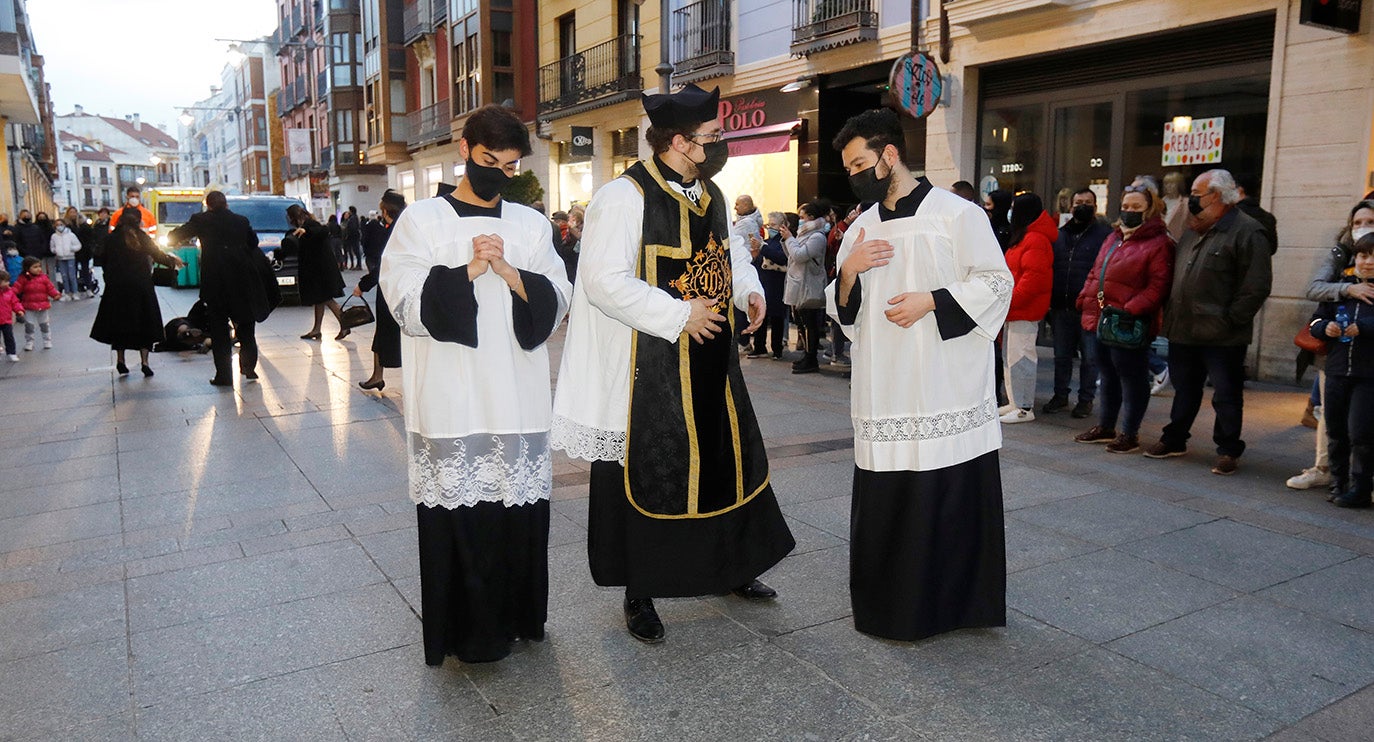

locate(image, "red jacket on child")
[[1004, 210, 1058, 322], [14, 272, 60, 311], [1076, 216, 1175, 336], [0, 286, 23, 324]]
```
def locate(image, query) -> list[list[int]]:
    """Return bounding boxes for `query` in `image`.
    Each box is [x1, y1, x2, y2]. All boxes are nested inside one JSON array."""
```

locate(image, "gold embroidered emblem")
[[668, 233, 732, 315]]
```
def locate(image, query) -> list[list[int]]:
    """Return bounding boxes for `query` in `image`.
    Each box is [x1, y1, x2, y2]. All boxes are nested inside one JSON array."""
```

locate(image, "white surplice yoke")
[[380, 197, 571, 508], [827, 187, 1014, 473], [550, 176, 764, 462]]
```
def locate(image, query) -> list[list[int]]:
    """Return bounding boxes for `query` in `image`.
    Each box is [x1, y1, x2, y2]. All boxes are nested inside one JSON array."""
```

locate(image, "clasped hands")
[[840, 227, 933, 328], [467, 233, 520, 287], [1325, 321, 1360, 338], [684, 293, 765, 344]]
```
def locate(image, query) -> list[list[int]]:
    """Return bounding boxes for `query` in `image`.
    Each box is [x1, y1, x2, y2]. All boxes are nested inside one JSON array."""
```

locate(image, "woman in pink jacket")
[[1073, 186, 1176, 453]]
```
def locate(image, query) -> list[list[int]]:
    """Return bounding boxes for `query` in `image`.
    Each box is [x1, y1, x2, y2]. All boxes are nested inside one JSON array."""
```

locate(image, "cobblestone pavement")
[[1, 281, 1371, 741]]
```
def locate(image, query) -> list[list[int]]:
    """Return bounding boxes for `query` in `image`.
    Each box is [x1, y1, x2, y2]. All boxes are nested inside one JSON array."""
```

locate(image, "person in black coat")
[[288, 204, 348, 341], [169, 190, 280, 385], [342, 207, 363, 270], [14, 210, 44, 260], [1045, 188, 1114, 416], [90, 208, 183, 376], [326, 214, 345, 270], [353, 189, 406, 391], [747, 210, 789, 359]]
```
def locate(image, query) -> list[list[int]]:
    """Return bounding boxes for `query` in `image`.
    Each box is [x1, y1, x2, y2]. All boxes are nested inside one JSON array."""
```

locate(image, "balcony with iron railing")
[[672, 0, 734, 85], [791, 0, 878, 56], [406, 100, 452, 150], [291, 5, 305, 37], [537, 34, 642, 119], [402, 0, 448, 44]]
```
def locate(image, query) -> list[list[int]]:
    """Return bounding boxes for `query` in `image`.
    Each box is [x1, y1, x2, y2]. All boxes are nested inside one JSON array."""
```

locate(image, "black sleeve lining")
[[511, 269, 559, 350], [932, 288, 979, 340], [419, 264, 479, 347], [835, 270, 862, 325]]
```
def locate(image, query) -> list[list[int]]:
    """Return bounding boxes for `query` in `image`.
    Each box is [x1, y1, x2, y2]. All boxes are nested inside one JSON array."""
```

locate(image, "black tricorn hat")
[[434, 182, 457, 198], [381, 189, 407, 207], [641, 83, 720, 129]]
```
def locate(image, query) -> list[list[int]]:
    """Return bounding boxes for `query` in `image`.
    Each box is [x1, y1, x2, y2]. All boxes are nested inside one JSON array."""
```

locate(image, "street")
[[1, 282, 1372, 741]]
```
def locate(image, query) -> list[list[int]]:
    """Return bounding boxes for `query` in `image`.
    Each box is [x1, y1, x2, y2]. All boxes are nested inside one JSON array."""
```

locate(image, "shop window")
[[978, 103, 1043, 199]]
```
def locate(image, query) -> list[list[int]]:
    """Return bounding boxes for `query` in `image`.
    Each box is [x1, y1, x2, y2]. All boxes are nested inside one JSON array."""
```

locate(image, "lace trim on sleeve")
[[977, 272, 1014, 300], [392, 280, 429, 337], [409, 432, 552, 509], [550, 414, 626, 463]]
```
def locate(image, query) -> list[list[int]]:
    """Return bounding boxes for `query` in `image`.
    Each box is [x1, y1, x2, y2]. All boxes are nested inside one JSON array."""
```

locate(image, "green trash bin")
[[175, 246, 200, 288]]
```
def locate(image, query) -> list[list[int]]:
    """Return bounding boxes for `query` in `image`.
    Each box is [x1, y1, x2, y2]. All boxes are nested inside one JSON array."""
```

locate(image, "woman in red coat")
[[1000, 194, 1056, 423], [1073, 186, 1175, 452]]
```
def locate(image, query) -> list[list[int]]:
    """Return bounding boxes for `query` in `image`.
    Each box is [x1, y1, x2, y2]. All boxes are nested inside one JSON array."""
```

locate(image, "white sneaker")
[[1150, 369, 1170, 396], [1286, 467, 1333, 490], [6, 354, 17, 362], [23, 339, 33, 351], [42, 338, 52, 350], [1000, 408, 1035, 424], [998, 404, 1017, 416]]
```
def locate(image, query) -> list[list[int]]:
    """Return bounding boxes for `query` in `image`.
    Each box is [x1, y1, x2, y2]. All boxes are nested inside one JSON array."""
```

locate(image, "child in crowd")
[[1309, 233, 1374, 508], [3, 244, 20, 280], [0, 269, 23, 361], [14, 257, 59, 351]]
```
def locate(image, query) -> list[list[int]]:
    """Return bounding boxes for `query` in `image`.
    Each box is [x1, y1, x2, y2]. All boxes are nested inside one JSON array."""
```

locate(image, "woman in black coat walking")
[[90, 208, 183, 376], [354, 189, 406, 391], [288, 204, 348, 341]]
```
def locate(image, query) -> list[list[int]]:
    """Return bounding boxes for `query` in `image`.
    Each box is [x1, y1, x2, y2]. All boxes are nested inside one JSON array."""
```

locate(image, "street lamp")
[[150, 155, 162, 166], [136, 177, 146, 185]]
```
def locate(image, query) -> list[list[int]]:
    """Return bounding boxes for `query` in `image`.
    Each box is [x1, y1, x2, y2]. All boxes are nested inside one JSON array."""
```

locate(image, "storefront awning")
[[725, 120, 800, 157]]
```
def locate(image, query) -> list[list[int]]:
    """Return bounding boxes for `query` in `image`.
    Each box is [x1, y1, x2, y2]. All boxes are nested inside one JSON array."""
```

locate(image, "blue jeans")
[[1162, 343, 1248, 457], [1147, 338, 1168, 375], [57, 258, 78, 294], [1092, 333, 1152, 435], [1049, 309, 1097, 402]]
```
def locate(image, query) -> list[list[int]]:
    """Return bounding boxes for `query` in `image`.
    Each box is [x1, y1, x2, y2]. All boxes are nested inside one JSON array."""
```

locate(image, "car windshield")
[[157, 201, 201, 225], [230, 200, 299, 234]]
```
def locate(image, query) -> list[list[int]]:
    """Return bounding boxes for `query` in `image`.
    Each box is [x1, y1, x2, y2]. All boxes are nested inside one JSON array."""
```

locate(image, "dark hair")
[[1234, 172, 1261, 197], [799, 202, 826, 221], [0, 269, 7, 282], [461, 104, 532, 157], [952, 181, 976, 198], [645, 123, 698, 155], [831, 108, 906, 161], [116, 208, 143, 229], [286, 204, 312, 224], [21, 256, 41, 272], [1008, 193, 1045, 247], [1073, 187, 1096, 202], [986, 189, 1013, 229], [126, 186, 140, 196], [348, 205, 357, 215], [97, 207, 110, 215], [1354, 233, 1374, 256], [784, 212, 800, 235], [205, 190, 227, 210]]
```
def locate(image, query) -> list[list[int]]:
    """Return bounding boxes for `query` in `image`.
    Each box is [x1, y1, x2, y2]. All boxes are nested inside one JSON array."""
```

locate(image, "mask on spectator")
[[1353, 227, 1374, 243], [1071, 204, 1095, 223], [1120, 211, 1144, 229], [1187, 195, 1204, 215]]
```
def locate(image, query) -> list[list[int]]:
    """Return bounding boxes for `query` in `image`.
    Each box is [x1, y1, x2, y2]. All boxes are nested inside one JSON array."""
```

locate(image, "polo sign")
[[1162, 117, 1224, 167], [570, 127, 594, 157]]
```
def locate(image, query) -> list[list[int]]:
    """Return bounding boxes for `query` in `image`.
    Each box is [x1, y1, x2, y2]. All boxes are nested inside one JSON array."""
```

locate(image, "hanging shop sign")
[[718, 90, 799, 137], [570, 127, 595, 158], [1300, 0, 1362, 34], [287, 128, 313, 166], [1162, 117, 1224, 167], [888, 52, 943, 120]]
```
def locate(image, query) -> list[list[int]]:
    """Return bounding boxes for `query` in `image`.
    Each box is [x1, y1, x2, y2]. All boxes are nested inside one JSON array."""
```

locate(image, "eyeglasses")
[[686, 132, 723, 144]]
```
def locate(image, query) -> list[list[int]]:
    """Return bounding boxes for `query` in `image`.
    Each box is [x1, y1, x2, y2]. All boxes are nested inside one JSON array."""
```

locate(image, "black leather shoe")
[[1071, 400, 1094, 419], [1041, 394, 1069, 414], [208, 377, 233, 387], [731, 579, 778, 600], [623, 598, 665, 643]]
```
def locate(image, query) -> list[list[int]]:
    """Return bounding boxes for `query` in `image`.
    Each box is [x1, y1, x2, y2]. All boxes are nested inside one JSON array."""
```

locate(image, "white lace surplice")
[[826, 188, 1013, 473], [379, 197, 571, 509]]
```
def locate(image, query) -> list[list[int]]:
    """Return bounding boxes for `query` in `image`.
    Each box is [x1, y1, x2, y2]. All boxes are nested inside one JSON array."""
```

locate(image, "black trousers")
[[1161, 343, 1248, 457], [751, 314, 785, 356], [793, 307, 824, 363], [1323, 375, 1374, 495], [207, 306, 257, 379]]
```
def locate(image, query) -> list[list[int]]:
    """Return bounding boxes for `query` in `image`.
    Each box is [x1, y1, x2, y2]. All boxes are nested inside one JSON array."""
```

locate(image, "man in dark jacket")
[[168, 190, 276, 385], [1235, 172, 1278, 255], [1146, 169, 1273, 475], [1045, 188, 1112, 417], [13, 210, 44, 259]]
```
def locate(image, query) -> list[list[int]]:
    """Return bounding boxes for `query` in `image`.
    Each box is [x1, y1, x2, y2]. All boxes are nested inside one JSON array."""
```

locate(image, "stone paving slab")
[[2, 288, 1373, 739]]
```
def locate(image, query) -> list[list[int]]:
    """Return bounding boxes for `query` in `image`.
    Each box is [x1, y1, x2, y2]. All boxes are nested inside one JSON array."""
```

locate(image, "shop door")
[[1048, 98, 1121, 219]]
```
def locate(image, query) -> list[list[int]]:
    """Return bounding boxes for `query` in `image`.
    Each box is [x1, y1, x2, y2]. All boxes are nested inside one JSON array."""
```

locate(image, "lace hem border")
[[549, 414, 625, 463], [853, 399, 999, 443]]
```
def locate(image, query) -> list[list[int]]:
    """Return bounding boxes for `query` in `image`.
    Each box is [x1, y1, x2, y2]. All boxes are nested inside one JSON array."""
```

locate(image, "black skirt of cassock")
[[416, 500, 549, 665], [587, 461, 796, 598], [850, 451, 1007, 642]]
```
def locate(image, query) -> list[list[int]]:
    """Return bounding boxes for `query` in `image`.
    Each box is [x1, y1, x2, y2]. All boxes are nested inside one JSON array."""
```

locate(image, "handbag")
[[338, 294, 375, 329], [1095, 237, 1151, 349], [151, 267, 178, 287], [1294, 322, 1327, 354]]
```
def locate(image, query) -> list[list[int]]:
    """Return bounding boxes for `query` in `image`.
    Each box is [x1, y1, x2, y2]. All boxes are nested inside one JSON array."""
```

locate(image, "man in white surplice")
[[827, 108, 1013, 642], [379, 104, 572, 666]]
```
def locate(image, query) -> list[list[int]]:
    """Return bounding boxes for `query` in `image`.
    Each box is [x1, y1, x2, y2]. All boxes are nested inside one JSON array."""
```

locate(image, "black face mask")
[[465, 158, 510, 202], [1120, 211, 1144, 229], [848, 160, 892, 204], [695, 141, 729, 181], [1071, 204, 1095, 224], [1187, 195, 1205, 215]]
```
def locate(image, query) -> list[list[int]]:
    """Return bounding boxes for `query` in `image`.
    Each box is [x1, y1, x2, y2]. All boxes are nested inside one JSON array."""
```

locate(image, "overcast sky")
[[27, 0, 278, 136]]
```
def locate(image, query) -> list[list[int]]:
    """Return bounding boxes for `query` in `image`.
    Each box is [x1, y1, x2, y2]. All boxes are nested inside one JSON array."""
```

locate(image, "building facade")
[[275, 0, 386, 217], [389, 0, 542, 207], [54, 107, 178, 203], [55, 132, 118, 213], [0, 0, 56, 218], [920, 0, 1374, 381]]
